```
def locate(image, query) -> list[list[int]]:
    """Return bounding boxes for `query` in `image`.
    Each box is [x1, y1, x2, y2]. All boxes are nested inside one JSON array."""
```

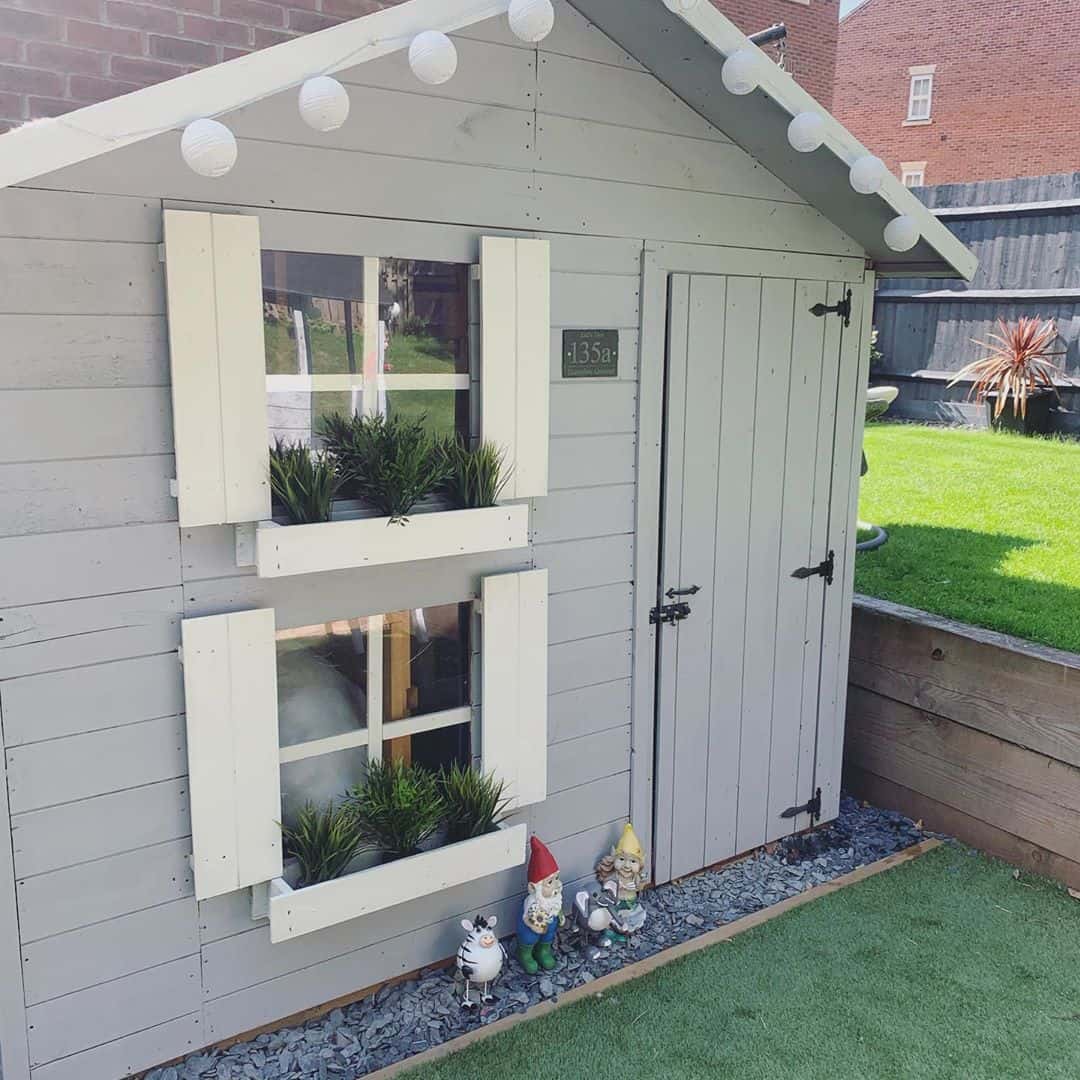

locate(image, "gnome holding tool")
[[516, 836, 564, 974], [594, 823, 648, 944]]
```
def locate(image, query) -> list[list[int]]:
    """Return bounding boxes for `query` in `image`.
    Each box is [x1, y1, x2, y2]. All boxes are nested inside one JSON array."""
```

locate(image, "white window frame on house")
[[905, 65, 935, 123], [901, 162, 927, 188]]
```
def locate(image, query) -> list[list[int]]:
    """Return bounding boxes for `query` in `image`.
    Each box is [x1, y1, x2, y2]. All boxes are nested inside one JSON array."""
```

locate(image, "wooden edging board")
[[365, 838, 944, 1080]]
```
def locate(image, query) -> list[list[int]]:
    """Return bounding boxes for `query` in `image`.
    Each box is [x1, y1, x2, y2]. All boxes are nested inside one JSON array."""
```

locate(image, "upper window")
[[907, 70, 934, 121], [262, 251, 472, 450], [901, 164, 926, 188]]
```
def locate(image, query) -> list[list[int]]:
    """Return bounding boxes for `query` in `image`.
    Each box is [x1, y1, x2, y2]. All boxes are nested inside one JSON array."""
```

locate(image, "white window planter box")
[[267, 822, 528, 942], [238, 504, 529, 578]]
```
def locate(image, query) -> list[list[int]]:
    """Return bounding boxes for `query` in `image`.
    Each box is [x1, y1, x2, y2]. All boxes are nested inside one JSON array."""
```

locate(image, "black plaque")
[[562, 329, 619, 379]]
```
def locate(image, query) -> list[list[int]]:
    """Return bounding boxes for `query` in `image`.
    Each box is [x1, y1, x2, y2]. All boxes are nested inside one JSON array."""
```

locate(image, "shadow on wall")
[[853, 523, 1080, 654]]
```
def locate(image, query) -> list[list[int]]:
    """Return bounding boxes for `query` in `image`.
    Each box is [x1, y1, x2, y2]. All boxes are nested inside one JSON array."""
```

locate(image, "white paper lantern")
[[508, 0, 555, 42], [884, 214, 920, 252], [849, 154, 886, 195], [298, 76, 350, 132], [181, 118, 237, 178], [409, 31, 458, 85], [662, 0, 700, 12], [721, 49, 760, 96], [787, 111, 825, 153]]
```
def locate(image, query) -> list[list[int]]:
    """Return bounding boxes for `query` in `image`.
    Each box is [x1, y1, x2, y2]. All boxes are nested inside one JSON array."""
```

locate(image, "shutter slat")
[[181, 608, 282, 900], [480, 237, 550, 500], [482, 569, 549, 810], [164, 210, 270, 528]]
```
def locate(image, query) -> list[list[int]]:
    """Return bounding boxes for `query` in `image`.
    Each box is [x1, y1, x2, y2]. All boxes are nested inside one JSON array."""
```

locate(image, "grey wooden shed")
[[0, 2, 974, 1077]]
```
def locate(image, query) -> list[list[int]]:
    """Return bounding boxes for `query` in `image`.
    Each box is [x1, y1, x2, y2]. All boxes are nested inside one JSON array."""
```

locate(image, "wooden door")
[[653, 270, 866, 884]]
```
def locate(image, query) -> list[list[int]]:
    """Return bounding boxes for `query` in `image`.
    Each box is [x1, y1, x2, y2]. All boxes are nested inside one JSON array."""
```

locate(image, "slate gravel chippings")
[[148, 797, 928, 1080]]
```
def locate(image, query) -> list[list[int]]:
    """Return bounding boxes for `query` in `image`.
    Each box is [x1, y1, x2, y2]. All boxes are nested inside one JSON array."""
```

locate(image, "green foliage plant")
[[347, 759, 445, 860], [439, 762, 511, 844], [281, 800, 368, 887], [442, 439, 511, 509], [269, 438, 344, 524]]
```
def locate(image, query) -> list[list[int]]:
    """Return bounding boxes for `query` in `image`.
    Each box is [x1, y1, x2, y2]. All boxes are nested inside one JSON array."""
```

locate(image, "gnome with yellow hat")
[[595, 823, 648, 943]]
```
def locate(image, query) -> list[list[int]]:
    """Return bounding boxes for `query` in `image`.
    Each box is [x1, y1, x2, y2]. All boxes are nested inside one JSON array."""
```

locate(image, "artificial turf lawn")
[[404, 846, 1080, 1080], [855, 422, 1080, 653]]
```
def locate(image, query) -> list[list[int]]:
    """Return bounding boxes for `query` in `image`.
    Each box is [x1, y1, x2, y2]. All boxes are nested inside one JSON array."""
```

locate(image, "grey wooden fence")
[[874, 171, 1080, 432]]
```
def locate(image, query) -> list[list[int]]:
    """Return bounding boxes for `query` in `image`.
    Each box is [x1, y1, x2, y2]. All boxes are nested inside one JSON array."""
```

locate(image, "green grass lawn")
[[405, 846, 1080, 1080], [856, 423, 1080, 654]]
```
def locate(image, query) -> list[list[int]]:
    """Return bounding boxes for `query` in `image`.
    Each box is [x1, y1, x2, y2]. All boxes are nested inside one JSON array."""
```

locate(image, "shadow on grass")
[[854, 523, 1080, 654]]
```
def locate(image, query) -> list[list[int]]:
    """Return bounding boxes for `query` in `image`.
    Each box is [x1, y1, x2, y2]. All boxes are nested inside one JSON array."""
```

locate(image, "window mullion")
[[367, 613, 384, 763], [362, 256, 382, 418]]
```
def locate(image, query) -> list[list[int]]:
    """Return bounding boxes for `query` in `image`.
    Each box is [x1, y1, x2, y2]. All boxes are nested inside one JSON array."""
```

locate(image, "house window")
[[901, 163, 927, 187], [262, 251, 472, 450], [275, 602, 473, 828], [907, 69, 934, 121]]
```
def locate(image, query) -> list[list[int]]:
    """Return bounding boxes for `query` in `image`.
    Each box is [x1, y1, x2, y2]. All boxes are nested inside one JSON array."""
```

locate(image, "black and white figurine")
[[456, 914, 506, 1009], [570, 880, 619, 961]]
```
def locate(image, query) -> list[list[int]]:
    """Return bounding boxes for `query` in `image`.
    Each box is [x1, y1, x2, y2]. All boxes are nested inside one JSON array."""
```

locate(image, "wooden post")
[[384, 611, 413, 765]]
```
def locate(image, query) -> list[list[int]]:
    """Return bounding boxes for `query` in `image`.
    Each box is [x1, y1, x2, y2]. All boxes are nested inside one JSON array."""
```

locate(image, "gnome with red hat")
[[516, 836, 564, 974]]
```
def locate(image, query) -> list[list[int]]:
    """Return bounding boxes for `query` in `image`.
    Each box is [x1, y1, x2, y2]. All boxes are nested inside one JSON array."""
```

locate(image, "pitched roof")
[[0, 0, 975, 279]]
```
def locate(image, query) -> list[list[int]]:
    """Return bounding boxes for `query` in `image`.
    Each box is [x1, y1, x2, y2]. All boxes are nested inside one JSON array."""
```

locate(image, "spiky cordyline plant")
[[949, 317, 1066, 419], [281, 800, 369, 887], [346, 759, 445, 860], [441, 439, 511, 509], [269, 438, 345, 524], [439, 762, 511, 844]]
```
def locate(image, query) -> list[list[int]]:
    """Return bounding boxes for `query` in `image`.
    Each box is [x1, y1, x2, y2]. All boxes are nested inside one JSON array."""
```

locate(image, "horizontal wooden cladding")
[[548, 726, 631, 793], [0, 315, 169, 390], [532, 485, 634, 544], [549, 631, 632, 695], [2, 653, 183, 745], [0, 522, 181, 608], [549, 678, 632, 745], [846, 686, 1080, 865], [6, 713, 186, 815], [0, 388, 172, 463], [550, 434, 635, 490], [548, 583, 633, 644], [17, 837, 193, 943], [550, 382, 636, 437], [0, 455, 176, 537], [29, 1014, 202, 1080], [22, 898, 198, 1006], [0, 238, 163, 315], [0, 190, 161, 244], [535, 534, 633, 594], [0, 587, 182, 681], [850, 596, 1080, 768], [550, 274, 639, 328], [27, 955, 200, 1068], [12, 778, 190, 878]]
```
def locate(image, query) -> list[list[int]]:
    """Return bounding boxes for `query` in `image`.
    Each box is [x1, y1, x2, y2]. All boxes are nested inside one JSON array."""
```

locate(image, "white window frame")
[[906, 66, 935, 123], [901, 162, 927, 188]]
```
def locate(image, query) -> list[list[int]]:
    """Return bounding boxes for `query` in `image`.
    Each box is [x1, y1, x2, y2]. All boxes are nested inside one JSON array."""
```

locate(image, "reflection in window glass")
[[385, 389, 468, 441], [280, 747, 368, 831], [385, 723, 471, 774], [383, 604, 471, 722], [382, 259, 469, 376], [276, 620, 368, 748]]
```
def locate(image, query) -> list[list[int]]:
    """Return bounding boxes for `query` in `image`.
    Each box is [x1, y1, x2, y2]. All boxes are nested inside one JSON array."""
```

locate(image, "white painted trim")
[[251, 504, 529, 578], [366, 614, 385, 765], [933, 198, 1080, 219], [382, 706, 472, 742], [908, 63, 938, 75], [907, 71, 934, 121], [265, 374, 470, 393], [268, 822, 527, 941], [278, 729, 369, 765]]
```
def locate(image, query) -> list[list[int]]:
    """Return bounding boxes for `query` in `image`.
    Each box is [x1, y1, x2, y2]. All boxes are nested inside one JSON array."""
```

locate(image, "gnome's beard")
[[530, 884, 563, 918]]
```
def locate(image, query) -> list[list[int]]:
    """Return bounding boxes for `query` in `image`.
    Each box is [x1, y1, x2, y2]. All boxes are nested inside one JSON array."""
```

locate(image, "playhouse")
[[0, 1, 975, 1077]]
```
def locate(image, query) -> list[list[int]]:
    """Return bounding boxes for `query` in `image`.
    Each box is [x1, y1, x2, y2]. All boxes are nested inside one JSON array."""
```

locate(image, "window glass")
[[276, 620, 369, 748], [908, 75, 932, 119], [384, 722, 471, 773], [382, 604, 471, 724], [280, 747, 368, 830], [382, 259, 470, 375], [385, 389, 468, 441]]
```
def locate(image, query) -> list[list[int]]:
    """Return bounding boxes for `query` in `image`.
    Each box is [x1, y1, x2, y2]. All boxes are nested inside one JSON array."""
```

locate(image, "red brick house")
[[0, 0, 839, 132], [834, 0, 1080, 186]]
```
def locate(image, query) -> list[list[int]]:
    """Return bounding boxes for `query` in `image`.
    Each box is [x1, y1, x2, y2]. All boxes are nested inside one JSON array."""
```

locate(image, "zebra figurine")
[[456, 915, 506, 1009]]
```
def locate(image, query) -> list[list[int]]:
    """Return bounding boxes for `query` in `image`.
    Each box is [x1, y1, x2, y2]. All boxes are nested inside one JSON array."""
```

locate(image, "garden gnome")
[[456, 914, 505, 1009], [516, 835, 564, 974], [595, 823, 648, 943]]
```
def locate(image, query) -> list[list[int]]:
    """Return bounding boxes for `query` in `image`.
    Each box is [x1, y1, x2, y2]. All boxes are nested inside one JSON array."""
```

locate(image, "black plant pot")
[[985, 390, 1054, 436]]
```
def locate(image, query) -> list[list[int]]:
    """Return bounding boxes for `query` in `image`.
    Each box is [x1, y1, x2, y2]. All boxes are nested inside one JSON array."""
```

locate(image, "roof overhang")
[[0, 0, 975, 280]]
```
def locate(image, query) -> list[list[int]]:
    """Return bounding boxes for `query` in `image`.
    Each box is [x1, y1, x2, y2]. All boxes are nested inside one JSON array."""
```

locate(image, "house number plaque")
[[562, 329, 619, 378]]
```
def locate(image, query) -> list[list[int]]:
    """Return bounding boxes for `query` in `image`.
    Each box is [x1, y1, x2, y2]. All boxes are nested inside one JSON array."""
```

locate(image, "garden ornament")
[[570, 880, 619, 961], [595, 822, 648, 943], [456, 914, 506, 1009], [516, 836, 564, 974]]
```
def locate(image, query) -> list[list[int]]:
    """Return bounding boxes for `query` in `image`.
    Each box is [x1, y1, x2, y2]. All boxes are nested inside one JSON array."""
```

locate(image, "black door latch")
[[650, 601, 692, 626], [781, 788, 822, 823], [810, 288, 853, 327], [665, 584, 701, 599], [792, 550, 834, 586]]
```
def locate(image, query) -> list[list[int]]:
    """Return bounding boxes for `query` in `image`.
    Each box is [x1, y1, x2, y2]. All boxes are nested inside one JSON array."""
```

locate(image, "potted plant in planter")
[[439, 762, 511, 843], [346, 758, 446, 862], [269, 438, 346, 524], [442, 440, 511, 510], [949, 317, 1066, 435], [281, 799, 369, 887]]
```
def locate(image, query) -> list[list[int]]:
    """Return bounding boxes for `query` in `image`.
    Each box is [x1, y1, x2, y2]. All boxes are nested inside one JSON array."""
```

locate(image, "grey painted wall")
[[0, 4, 860, 1078]]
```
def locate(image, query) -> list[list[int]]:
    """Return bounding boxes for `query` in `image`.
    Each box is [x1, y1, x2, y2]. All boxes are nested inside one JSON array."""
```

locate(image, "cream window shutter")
[[481, 568, 548, 810], [181, 608, 282, 900], [164, 210, 271, 527], [480, 237, 550, 500]]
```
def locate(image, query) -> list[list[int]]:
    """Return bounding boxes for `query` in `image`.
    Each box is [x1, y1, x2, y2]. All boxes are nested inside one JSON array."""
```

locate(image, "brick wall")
[[0, 0, 839, 133], [834, 0, 1080, 186]]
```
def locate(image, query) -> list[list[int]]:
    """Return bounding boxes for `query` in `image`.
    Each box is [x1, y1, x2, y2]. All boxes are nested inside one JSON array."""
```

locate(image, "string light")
[[721, 49, 761, 95], [884, 214, 920, 252], [298, 76, 350, 132], [508, 0, 555, 42], [788, 111, 825, 153], [409, 31, 458, 85], [662, 0, 700, 12], [180, 119, 237, 177], [850, 154, 886, 195]]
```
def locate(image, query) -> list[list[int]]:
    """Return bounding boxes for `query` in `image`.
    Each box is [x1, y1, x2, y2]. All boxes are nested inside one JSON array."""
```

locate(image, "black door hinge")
[[791, 550, 834, 586], [650, 601, 692, 626], [810, 288, 853, 327], [781, 788, 822, 823]]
